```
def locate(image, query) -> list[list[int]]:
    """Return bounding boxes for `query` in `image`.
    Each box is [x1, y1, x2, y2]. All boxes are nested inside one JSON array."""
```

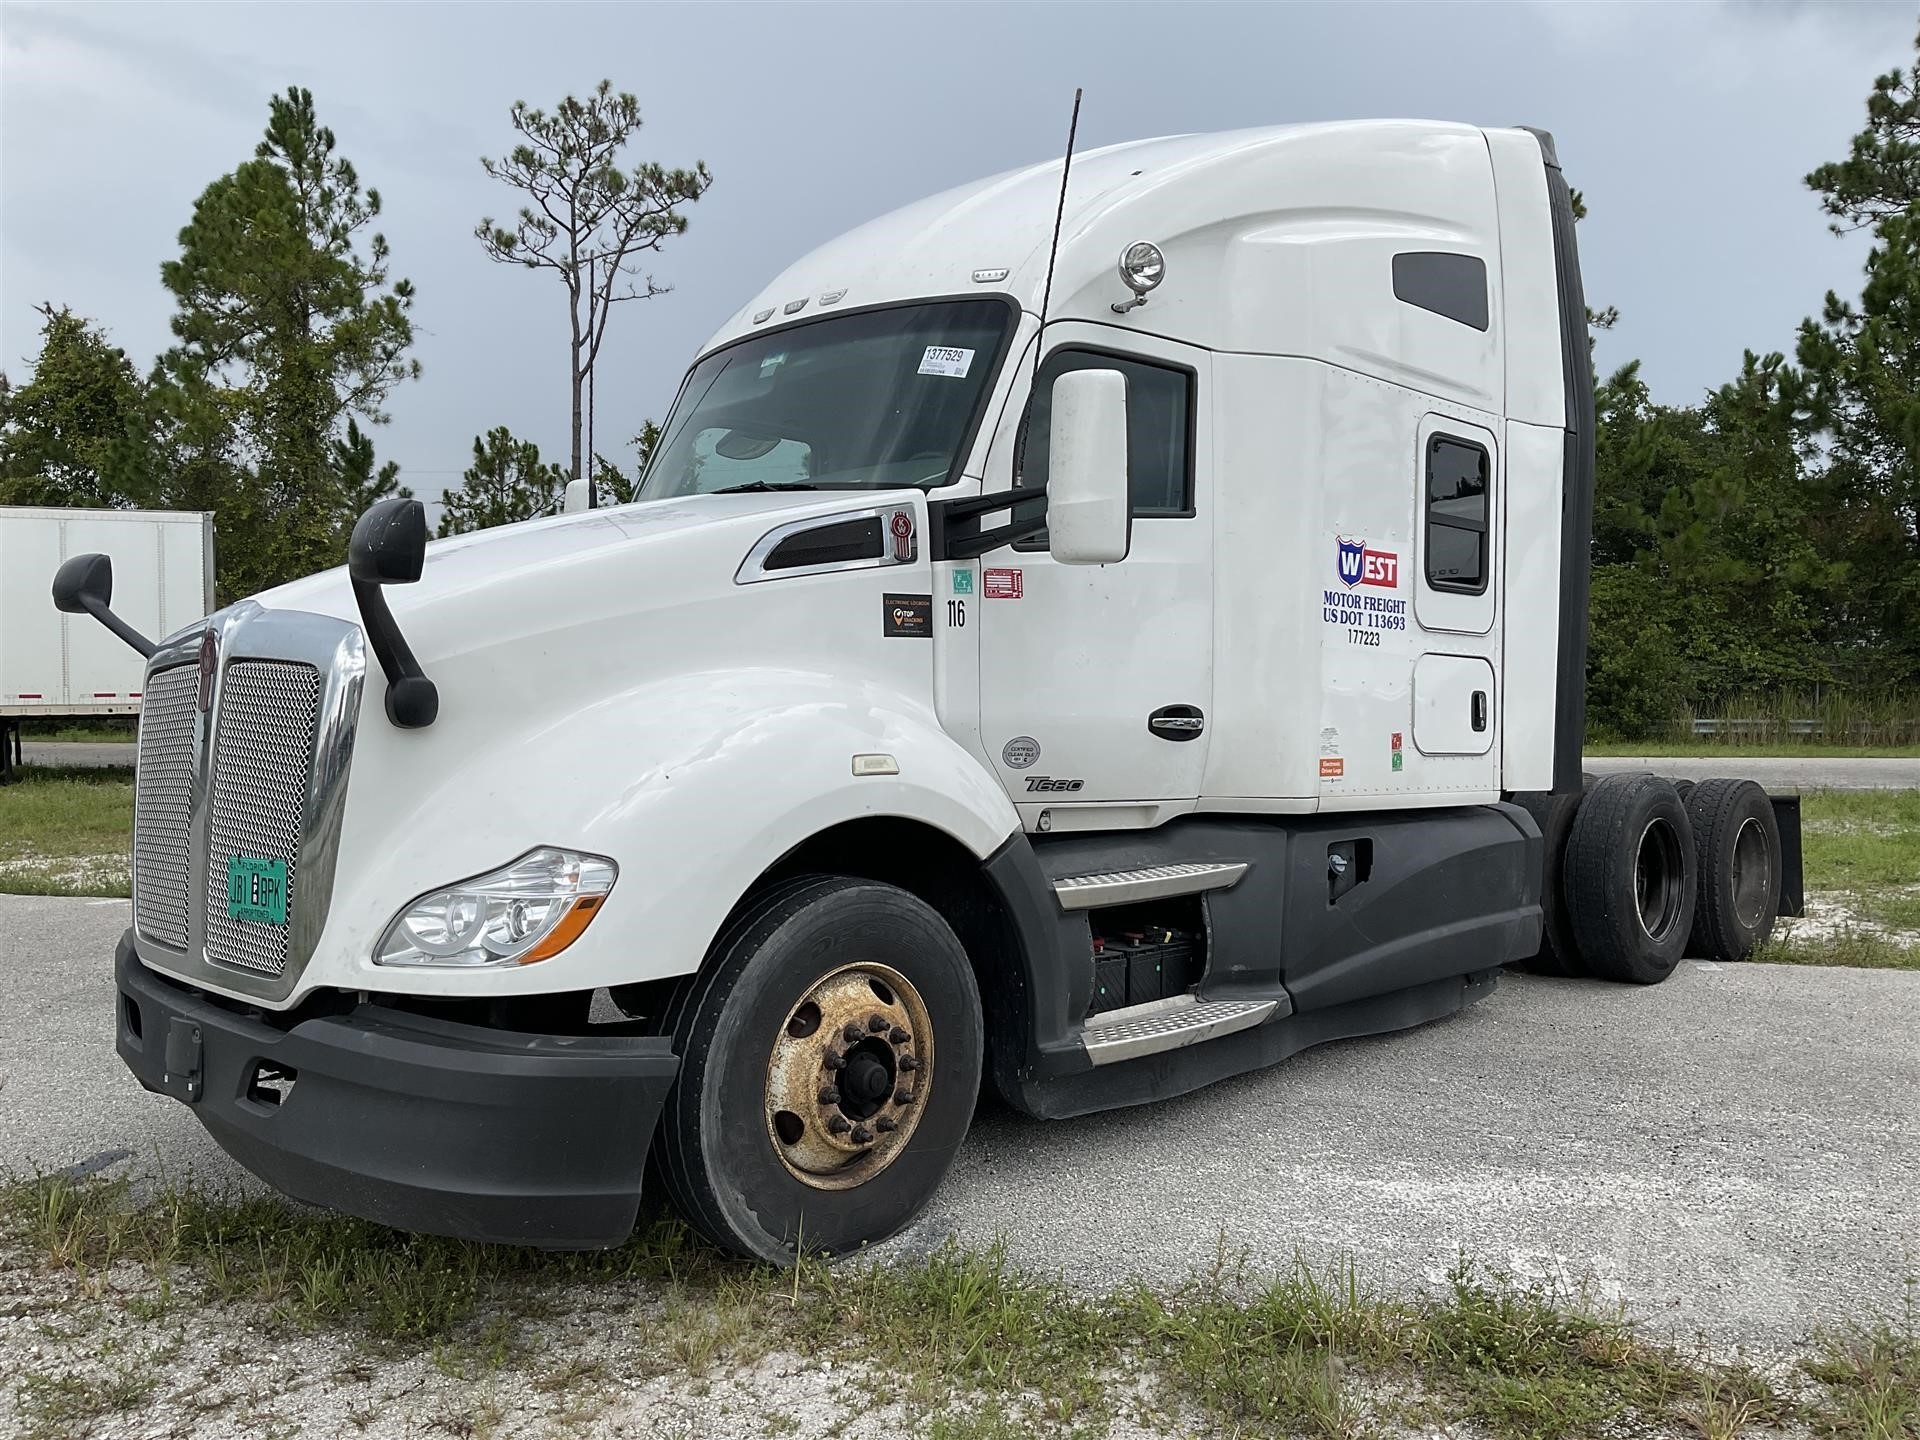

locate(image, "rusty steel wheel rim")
[[765, 962, 933, 1191]]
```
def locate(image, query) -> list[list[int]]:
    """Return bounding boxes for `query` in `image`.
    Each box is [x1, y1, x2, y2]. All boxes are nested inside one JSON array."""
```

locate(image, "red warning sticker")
[[984, 568, 1023, 600]]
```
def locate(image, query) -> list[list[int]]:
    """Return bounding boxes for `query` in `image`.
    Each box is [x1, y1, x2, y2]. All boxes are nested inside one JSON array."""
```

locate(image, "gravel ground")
[[4, 893, 1917, 1349]]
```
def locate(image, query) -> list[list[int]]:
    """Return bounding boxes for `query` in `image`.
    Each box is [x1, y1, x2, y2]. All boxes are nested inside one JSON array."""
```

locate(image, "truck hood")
[[259, 490, 850, 622]]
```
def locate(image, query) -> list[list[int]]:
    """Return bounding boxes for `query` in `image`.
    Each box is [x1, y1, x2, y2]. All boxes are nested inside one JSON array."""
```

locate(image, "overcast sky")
[[1, 2, 1912, 508]]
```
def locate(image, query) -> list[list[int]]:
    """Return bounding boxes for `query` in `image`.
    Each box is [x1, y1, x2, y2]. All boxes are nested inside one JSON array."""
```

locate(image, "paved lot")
[[1586, 754, 1920, 790], [4, 893, 1916, 1344]]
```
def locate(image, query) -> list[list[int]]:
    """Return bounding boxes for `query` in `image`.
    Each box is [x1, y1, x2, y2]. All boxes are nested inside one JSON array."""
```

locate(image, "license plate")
[[226, 856, 288, 926]]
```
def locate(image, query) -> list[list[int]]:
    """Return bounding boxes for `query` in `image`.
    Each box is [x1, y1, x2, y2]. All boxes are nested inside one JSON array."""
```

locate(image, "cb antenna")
[[1033, 87, 1083, 386]]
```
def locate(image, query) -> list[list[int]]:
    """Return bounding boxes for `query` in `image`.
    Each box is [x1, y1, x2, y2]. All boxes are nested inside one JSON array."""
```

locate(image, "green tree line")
[[1585, 32, 1920, 738]]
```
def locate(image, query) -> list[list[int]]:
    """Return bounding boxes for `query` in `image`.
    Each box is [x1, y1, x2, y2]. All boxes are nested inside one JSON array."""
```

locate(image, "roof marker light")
[[820, 289, 847, 305], [972, 267, 1010, 284], [783, 297, 808, 315], [752, 307, 775, 324]]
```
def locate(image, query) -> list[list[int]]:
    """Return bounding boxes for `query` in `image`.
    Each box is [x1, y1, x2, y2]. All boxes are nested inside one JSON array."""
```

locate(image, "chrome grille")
[[204, 661, 323, 976], [131, 665, 197, 948]]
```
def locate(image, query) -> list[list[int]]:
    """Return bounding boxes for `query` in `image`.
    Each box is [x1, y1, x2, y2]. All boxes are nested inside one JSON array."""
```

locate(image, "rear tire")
[[1512, 792, 1583, 976], [1684, 779, 1781, 961], [1564, 773, 1696, 985], [654, 876, 982, 1263]]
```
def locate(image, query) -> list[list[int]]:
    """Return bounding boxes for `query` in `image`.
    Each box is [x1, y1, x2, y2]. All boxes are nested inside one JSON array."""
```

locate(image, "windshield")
[[638, 299, 1014, 499]]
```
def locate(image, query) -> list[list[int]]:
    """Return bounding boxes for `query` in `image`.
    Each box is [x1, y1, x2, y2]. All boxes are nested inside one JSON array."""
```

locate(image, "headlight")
[[375, 848, 616, 968]]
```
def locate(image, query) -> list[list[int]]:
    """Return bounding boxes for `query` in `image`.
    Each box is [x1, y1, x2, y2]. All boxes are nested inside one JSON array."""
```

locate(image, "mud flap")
[[1769, 794, 1805, 919]]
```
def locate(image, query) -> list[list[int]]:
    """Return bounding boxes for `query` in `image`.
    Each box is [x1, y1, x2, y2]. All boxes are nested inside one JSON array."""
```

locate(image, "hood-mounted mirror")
[[348, 498, 438, 729], [50, 552, 156, 658]]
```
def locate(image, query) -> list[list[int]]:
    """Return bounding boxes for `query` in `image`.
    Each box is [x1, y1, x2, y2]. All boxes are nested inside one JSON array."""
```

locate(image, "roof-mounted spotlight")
[[1112, 241, 1166, 314]]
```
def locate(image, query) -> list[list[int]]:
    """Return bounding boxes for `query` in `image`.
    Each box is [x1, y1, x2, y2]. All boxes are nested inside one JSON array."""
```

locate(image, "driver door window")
[[1013, 350, 1194, 548]]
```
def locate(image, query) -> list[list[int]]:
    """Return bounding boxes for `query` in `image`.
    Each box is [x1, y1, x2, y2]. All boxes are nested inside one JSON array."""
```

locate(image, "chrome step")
[[1051, 861, 1248, 911], [1080, 994, 1278, 1066]]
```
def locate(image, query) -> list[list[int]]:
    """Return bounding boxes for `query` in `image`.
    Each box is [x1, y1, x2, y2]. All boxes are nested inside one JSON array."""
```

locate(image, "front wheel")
[[653, 876, 982, 1262]]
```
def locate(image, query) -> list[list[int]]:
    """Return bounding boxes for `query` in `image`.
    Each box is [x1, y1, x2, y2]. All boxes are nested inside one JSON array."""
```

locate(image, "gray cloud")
[[2, 1, 1914, 502]]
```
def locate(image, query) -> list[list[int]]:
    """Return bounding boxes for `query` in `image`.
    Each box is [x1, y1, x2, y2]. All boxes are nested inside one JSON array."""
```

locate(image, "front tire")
[[654, 876, 982, 1262]]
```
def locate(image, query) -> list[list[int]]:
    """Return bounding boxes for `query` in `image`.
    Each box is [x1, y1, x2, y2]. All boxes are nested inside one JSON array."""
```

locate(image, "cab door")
[[973, 327, 1213, 811], [1409, 413, 1502, 792]]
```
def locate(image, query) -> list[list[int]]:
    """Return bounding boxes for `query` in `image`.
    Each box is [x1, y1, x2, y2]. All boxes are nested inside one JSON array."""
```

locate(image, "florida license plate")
[[226, 856, 288, 925]]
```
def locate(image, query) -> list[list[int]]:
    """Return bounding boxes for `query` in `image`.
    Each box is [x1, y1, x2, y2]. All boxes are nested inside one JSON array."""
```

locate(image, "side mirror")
[[346, 498, 437, 729], [51, 552, 156, 658], [1045, 368, 1131, 565], [562, 478, 593, 514], [348, 496, 428, 585]]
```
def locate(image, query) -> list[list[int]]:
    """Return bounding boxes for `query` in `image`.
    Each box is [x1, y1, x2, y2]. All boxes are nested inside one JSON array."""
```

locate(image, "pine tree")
[[439, 427, 566, 536], [0, 304, 152, 508], [158, 86, 419, 595], [477, 82, 708, 482]]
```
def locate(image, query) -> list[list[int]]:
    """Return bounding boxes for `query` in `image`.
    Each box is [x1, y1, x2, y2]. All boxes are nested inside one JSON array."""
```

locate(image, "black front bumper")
[[114, 932, 679, 1248]]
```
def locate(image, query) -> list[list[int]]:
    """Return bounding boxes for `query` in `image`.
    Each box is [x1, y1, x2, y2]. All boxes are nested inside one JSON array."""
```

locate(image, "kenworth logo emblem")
[[1337, 537, 1399, 589], [195, 628, 219, 713]]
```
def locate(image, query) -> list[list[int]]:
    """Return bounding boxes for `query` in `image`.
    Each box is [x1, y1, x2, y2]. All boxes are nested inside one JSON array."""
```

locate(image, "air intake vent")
[[203, 661, 323, 977], [131, 664, 197, 949]]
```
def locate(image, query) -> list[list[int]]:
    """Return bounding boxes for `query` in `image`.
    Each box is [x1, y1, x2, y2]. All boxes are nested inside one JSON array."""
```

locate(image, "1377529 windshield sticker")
[[918, 346, 975, 378]]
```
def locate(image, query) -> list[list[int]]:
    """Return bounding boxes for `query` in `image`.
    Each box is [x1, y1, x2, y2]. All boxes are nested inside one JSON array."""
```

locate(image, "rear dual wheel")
[[654, 876, 981, 1263], [1564, 773, 1697, 985], [1684, 778, 1781, 962]]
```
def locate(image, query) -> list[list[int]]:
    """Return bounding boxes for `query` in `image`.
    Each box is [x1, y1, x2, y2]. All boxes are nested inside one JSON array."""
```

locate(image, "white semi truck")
[[58, 120, 1800, 1262]]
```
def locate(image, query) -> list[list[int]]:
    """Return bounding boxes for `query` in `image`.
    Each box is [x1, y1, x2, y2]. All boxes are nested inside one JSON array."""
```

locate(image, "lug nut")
[[823, 1050, 846, 1071], [875, 1117, 898, 1133], [842, 1023, 863, 1044], [827, 1115, 851, 1135], [899, 1055, 920, 1073], [868, 1014, 889, 1033], [850, 1124, 874, 1144], [889, 1027, 910, 1044], [817, 1086, 840, 1106], [894, 1087, 916, 1106]]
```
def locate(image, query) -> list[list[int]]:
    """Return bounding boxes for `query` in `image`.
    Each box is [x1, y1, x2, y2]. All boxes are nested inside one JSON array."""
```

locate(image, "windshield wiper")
[[709, 480, 821, 494]]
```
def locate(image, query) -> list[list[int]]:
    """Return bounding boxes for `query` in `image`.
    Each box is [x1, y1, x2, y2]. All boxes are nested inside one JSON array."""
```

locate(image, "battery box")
[[1087, 926, 1202, 1014]]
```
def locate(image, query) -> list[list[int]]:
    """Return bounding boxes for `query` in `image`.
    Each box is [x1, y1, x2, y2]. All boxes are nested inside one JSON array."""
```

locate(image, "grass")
[[4, 1172, 1916, 1440], [1753, 790, 1920, 970], [17, 720, 137, 744], [0, 764, 133, 897], [1585, 740, 1920, 758]]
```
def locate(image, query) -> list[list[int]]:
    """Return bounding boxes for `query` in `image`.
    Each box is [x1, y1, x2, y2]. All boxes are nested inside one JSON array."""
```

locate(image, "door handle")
[[1471, 690, 1488, 732], [1148, 705, 1205, 742]]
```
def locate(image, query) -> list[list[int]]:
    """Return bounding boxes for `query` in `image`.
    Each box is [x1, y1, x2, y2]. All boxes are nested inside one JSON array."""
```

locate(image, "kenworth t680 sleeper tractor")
[[56, 120, 1802, 1262]]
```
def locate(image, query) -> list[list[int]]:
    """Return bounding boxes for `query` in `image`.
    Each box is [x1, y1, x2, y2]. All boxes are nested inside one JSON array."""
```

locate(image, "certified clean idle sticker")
[[1002, 736, 1041, 769], [917, 345, 976, 378]]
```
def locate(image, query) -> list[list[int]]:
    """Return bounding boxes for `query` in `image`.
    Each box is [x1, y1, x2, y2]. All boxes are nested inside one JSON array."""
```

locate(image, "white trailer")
[[62, 121, 1802, 1262], [1, 505, 213, 778]]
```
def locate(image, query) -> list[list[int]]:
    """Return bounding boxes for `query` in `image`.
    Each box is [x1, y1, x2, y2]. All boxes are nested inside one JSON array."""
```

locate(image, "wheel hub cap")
[[764, 963, 932, 1191]]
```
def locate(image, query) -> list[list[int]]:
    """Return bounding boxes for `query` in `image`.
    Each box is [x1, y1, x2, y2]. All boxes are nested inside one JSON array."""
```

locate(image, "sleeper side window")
[[1012, 350, 1194, 547], [1425, 435, 1489, 593]]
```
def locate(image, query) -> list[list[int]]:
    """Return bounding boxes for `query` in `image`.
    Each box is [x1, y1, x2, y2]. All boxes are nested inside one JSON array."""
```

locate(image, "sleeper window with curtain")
[[1425, 435, 1489, 592], [1012, 350, 1194, 547]]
